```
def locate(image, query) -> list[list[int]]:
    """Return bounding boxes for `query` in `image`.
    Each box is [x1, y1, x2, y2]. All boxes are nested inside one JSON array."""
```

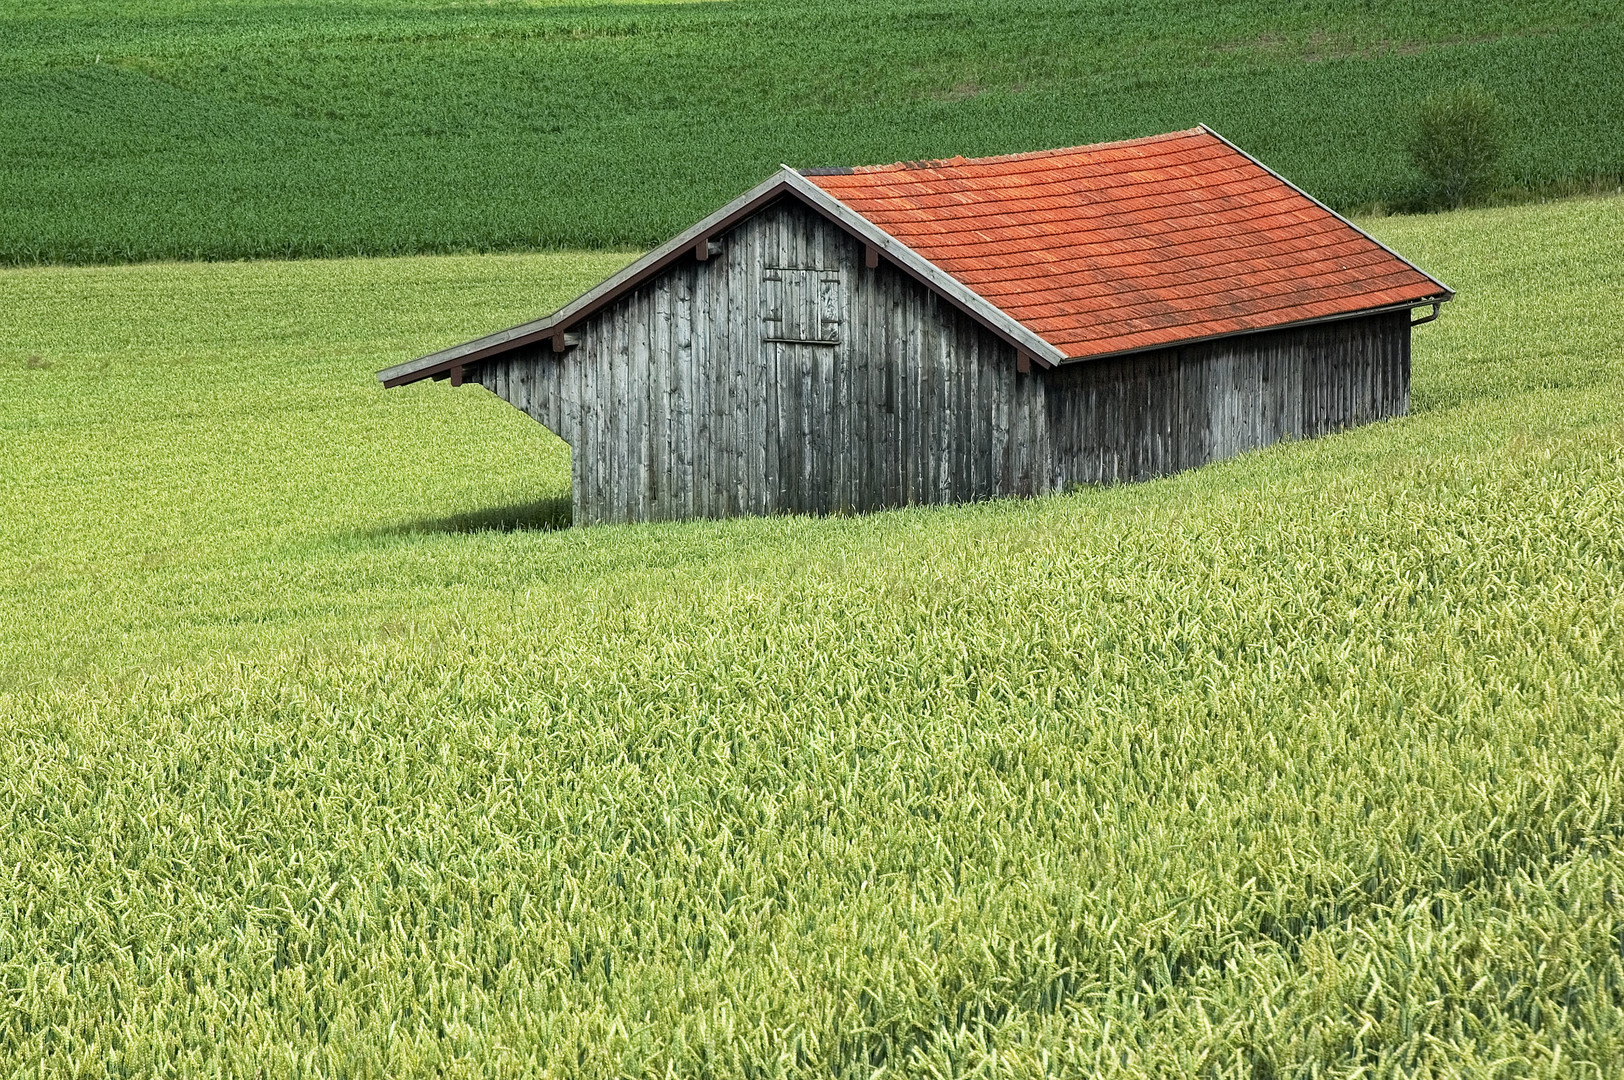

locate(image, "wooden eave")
[[377, 170, 1071, 389], [1197, 126, 1455, 301]]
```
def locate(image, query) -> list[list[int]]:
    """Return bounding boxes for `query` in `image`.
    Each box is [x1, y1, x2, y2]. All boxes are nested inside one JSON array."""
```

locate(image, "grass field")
[[0, 193, 1621, 1075], [3, 0, 1622, 265]]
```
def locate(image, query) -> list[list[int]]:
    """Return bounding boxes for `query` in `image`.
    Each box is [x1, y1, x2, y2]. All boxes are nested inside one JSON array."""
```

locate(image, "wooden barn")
[[379, 126, 1452, 525]]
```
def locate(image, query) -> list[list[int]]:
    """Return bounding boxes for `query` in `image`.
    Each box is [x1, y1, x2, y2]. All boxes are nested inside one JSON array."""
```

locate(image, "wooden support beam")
[[1016, 350, 1032, 374], [548, 331, 583, 353], [694, 238, 710, 262], [449, 364, 464, 387], [864, 243, 880, 269]]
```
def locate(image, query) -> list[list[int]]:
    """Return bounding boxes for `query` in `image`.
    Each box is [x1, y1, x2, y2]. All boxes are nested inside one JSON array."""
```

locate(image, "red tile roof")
[[806, 128, 1448, 360]]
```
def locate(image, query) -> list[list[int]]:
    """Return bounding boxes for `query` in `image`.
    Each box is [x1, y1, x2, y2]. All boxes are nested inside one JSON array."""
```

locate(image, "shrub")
[[1407, 83, 1505, 209]]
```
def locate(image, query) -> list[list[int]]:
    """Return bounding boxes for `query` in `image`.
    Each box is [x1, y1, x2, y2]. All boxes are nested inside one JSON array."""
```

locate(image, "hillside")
[[1, 194, 1621, 1074], [2, 0, 1622, 264]]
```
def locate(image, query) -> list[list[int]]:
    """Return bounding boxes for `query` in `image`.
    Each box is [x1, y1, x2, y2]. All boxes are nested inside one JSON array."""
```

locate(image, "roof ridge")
[[803, 127, 1452, 361], [832, 129, 1208, 176]]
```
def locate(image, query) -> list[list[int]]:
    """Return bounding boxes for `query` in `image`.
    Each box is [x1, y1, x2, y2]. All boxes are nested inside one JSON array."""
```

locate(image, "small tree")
[[1407, 83, 1505, 209]]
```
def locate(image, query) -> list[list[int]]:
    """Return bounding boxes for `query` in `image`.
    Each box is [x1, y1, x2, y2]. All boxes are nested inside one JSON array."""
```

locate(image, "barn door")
[[761, 267, 842, 513]]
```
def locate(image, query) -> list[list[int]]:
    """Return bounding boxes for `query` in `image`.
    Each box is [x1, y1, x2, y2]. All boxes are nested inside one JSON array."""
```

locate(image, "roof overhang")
[[378, 169, 1071, 388], [379, 170, 794, 388], [380, 127, 1455, 388], [1198, 125, 1456, 303], [1050, 295, 1452, 367]]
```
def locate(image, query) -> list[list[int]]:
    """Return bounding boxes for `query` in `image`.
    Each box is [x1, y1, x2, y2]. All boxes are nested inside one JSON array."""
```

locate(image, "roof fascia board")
[[378, 169, 801, 387], [1055, 296, 1447, 366], [1198, 124, 1457, 300], [778, 170, 1070, 368]]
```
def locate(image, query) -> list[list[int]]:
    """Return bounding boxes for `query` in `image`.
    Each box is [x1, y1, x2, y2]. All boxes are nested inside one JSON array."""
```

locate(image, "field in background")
[[2, 0, 1622, 264], [0, 195, 1621, 1075]]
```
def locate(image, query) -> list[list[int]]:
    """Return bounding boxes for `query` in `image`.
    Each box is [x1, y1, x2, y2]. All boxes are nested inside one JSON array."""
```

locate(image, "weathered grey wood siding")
[[1045, 309, 1412, 487], [473, 199, 1411, 525], [475, 199, 1047, 525]]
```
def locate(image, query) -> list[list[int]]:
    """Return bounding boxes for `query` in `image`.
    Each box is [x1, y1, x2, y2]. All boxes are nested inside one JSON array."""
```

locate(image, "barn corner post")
[[378, 129, 1451, 524]]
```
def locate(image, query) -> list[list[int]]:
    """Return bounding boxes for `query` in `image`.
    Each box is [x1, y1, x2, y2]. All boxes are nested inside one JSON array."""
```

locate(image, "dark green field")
[[2, 0, 1622, 264]]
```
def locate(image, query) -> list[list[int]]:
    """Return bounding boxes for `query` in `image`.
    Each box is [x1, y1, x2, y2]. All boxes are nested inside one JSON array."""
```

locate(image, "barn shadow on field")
[[373, 496, 572, 537]]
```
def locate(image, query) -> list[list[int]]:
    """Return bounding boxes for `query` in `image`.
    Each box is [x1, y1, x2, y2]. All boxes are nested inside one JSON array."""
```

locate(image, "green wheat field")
[[2, 188, 1622, 1073], [2, 0, 1622, 263]]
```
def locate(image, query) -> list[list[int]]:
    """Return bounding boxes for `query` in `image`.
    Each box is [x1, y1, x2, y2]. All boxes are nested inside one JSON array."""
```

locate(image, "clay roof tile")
[[807, 128, 1448, 360]]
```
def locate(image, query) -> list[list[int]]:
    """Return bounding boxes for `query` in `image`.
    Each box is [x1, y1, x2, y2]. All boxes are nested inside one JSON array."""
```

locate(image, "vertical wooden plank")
[[971, 322, 985, 499], [721, 214, 742, 518], [633, 286, 650, 521], [692, 228, 710, 519], [1394, 313, 1404, 417], [854, 237, 875, 512], [917, 289, 933, 502], [566, 346, 585, 525], [594, 314, 612, 525], [1400, 313, 1410, 416], [617, 295, 630, 522], [740, 216, 761, 516], [950, 314, 968, 502], [565, 338, 584, 524], [1356, 320, 1367, 426], [1379, 315, 1391, 418], [593, 315, 609, 526], [1398, 316, 1409, 416], [760, 214, 780, 515], [705, 226, 724, 518], [991, 337, 1011, 494], [629, 289, 647, 522], [674, 263, 694, 519], [832, 229, 853, 513], [968, 325, 985, 499], [923, 295, 940, 502], [602, 298, 619, 523], [799, 245, 816, 513], [896, 280, 911, 504], [781, 213, 801, 512], [727, 224, 743, 518], [691, 253, 710, 519], [649, 276, 669, 520], [579, 319, 601, 525], [886, 273, 903, 507], [1292, 327, 1305, 439], [704, 218, 725, 518], [807, 213, 831, 508], [655, 278, 672, 520], [662, 272, 679, 520], [812, 214, 837, 513], [1016, 323, 1032, 495], [607, 300, 625, 523], [1039, 349, 1060, 493], [1333, 323, 1344, 432], [640, 284, 656, 521]]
